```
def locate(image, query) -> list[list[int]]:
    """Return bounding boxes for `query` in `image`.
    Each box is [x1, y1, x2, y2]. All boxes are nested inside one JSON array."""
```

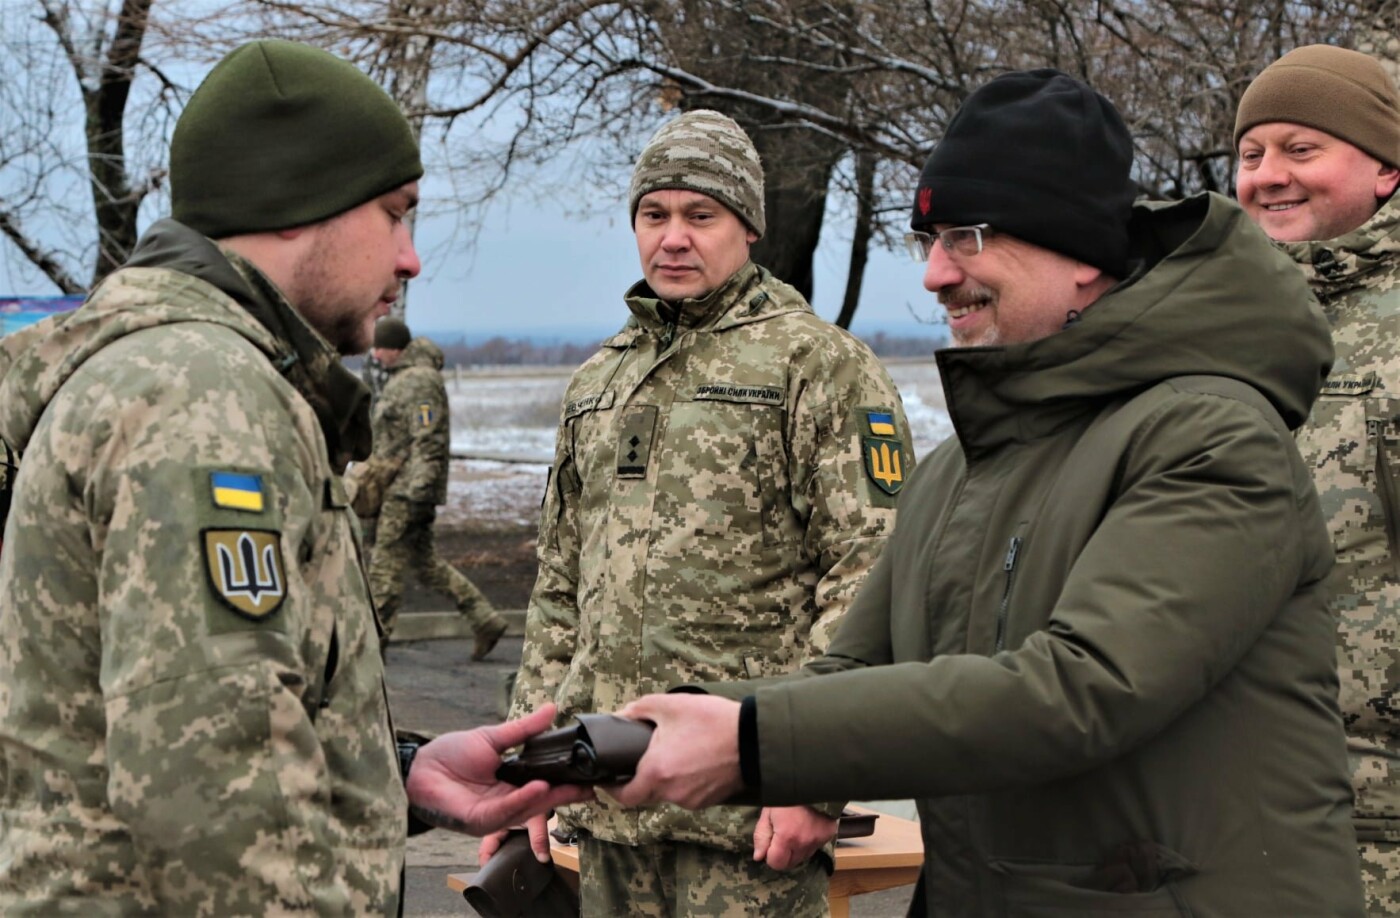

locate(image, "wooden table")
[[447, 805, 923, 917]]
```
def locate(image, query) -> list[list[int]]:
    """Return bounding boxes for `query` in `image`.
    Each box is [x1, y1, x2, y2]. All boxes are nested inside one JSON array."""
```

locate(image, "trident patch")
[[203, 529, 286, 620], [417, 402, 435, 428], [863, 437, 906, 495]]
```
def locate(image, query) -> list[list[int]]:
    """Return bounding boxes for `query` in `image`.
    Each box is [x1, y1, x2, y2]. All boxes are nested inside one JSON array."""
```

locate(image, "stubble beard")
[[287, 226, 375, 356]]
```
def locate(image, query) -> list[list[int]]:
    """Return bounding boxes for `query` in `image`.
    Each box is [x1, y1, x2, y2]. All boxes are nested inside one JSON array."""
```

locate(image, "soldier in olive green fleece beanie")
[[628, 109, 766, 238], [171, 40, 423, 238], [1235, 44, 1400, 167]]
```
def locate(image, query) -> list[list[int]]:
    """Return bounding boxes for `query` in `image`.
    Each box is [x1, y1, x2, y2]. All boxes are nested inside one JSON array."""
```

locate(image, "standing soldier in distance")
[[492, 109, 914, 916], [361, 315, 509, 658], [1235, 44, 1400, 912], [0, 39, 584, 913]]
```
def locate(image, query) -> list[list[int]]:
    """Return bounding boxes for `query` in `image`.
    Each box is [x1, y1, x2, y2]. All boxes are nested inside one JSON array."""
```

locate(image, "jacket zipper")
[[1371, 419, 1400, 579], [994, 536, 1023, 653]]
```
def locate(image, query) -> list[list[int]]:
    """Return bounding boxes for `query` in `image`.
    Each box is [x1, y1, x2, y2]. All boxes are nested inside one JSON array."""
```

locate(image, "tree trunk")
[[85, 0, 155, 289], [834, 149, 876, 330]]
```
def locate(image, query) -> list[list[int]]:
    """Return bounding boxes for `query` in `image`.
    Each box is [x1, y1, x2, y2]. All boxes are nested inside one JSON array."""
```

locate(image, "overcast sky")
[[399, 174, 945, 344]]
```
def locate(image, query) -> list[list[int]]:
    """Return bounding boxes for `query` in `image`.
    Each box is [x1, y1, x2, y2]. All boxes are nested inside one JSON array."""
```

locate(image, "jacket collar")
[[129, 219, 372, 468], [1282, 193, 1400, 297]]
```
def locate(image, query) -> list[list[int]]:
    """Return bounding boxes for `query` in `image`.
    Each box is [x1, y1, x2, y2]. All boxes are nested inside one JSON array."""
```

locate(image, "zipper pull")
[[1003, 536, 1022, 571], [660, 322, 675, 350]]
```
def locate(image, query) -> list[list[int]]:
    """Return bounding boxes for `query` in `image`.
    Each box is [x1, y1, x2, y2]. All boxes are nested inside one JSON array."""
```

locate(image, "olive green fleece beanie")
[[1235, 45, 1400, 167], [171, 40, 423, 237], [628, 110, 766, 238], [373, 316, 411, 350]]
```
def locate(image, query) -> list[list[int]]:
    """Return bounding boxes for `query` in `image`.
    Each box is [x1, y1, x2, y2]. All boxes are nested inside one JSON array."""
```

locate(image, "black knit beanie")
[[171, 40, 423, 238], [910, 69, 1136, 278]]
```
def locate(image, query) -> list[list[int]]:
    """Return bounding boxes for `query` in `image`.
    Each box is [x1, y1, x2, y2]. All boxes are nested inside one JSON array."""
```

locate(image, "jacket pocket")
[[989, 842, 1196, 916]]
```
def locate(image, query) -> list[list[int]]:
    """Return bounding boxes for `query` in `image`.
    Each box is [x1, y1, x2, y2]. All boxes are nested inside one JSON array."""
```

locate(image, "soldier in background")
[[360, 315, 508, 658], [0, 40, 582, 912], [491, 109, 914, 916], [1235, 44, 1400, 910]]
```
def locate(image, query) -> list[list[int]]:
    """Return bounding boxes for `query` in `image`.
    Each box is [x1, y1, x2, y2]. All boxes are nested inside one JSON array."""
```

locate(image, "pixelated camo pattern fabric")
[[370, 336, 451, 507], [511, 262, 913, 851], [0, 237, 403, 914], [1287, 195, 1400, 888]]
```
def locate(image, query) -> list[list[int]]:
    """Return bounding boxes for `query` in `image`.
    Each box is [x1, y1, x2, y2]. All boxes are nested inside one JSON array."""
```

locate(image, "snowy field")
[[439, 359, 952, 528]]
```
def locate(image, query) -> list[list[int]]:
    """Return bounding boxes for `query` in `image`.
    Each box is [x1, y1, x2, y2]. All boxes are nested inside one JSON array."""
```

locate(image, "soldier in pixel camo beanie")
[[628, 110, 766, 238]]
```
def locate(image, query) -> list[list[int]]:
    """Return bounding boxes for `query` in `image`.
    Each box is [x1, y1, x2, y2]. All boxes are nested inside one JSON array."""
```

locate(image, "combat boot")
[[473, 616, 509, 661]]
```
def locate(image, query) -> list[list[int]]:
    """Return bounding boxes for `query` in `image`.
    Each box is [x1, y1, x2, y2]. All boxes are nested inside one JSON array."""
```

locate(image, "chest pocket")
[[565, 389, 618, 488], [1301, 376, 1400, 578], [663, 385, 791, 547]]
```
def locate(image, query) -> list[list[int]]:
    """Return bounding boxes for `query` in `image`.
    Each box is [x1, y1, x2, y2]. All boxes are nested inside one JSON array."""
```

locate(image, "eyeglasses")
[[903, 224, 993, 262]]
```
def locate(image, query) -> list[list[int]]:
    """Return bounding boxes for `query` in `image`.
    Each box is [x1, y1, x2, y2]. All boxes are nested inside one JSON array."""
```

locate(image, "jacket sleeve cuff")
[[739, 694, 762, 790]]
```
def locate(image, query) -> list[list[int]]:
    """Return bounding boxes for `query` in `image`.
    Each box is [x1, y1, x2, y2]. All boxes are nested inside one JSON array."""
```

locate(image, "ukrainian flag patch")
[[210, 471, 265, 513], [866, 411, 896, 437], [417, 402, 435, 428]]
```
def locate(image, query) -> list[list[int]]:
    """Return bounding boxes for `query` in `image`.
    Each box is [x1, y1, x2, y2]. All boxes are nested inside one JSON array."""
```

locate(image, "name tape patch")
[[694, 384, 783, 406]]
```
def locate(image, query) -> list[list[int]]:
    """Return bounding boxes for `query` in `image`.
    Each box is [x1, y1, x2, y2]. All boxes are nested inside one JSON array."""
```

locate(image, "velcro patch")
[[617, 406, 658, 479], [417, 402, 436, 428], [210, 471, 265, 512], [565, 391, 615, 420], [863, 437, 906, 495], [1321, 372, 1378, 397], [203, 529, 286, 621], [694, 384, 783, 406], [866, 410, 897, 437]]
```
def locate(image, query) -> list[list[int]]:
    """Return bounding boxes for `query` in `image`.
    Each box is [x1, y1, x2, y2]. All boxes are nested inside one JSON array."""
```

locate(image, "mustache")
[[938, 283, 996, 309]]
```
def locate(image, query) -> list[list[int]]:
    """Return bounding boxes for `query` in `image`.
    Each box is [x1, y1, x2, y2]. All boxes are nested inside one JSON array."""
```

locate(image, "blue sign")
[[0, 296, 83, 336]]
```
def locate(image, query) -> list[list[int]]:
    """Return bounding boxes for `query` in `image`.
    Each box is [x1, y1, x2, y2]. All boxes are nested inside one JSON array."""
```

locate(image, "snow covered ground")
[[439, 359, 952, 528]]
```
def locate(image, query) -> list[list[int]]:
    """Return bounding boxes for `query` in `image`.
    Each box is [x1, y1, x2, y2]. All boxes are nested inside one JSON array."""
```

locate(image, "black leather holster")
[[462, 829, 578, 918], [496, 713, 654, 786]]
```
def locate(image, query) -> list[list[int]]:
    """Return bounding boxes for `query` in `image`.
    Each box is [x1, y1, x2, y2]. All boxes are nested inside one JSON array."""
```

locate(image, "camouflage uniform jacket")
[[371, 337, 451, 507], [512, 261, 914, 851], [1286, 193, 1400, 844], [0, 219, 405, 915]]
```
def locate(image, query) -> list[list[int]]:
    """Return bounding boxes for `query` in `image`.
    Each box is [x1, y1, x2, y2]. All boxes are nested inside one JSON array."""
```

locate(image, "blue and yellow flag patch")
[[866, 411, 896, 437], [210, 471, 264, 513], [417, 402, 435, 428]]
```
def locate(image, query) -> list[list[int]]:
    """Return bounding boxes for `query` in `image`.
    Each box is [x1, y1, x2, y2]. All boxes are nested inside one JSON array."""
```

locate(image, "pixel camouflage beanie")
[[171, 40, 423, 237], [1234, 45, 1400, 167], [373, 316, 411, 350], [628, 110, 766, 238]]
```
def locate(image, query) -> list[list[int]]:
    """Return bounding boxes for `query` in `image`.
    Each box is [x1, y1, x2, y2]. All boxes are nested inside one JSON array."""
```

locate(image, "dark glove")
[[496, 714, 654, 787]]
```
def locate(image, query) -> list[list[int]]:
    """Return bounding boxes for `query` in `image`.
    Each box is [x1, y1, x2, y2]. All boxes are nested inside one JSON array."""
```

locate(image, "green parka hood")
[[937, 193, 1333, 458], [0, 218, 372, 468]]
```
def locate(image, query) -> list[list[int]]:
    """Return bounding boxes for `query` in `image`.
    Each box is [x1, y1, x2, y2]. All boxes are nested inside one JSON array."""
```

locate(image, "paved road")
[[386, 632, 919, 917]]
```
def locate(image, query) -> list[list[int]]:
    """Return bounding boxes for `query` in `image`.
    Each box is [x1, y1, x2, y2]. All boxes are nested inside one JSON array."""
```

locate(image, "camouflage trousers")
[[367, 498, 497, 637], [1362, 841, 1400, 914], [578, 834, 829, 918]]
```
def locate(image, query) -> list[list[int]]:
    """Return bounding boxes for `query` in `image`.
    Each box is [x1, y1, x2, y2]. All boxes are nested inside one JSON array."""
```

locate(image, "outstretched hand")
[[406, 704, 593, 836], [608, 693, 745, 810]]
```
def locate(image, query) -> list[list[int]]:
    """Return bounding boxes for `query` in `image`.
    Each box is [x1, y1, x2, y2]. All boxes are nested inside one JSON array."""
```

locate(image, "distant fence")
[[0, 295, 84, 336]]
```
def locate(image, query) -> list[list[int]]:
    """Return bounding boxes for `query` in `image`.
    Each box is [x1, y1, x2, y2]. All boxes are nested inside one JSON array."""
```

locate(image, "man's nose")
[[1252, 149, 1291, 188], [923, 243, 964, 293], [398, 236, 422, 280], [661, 216, 691, 250]]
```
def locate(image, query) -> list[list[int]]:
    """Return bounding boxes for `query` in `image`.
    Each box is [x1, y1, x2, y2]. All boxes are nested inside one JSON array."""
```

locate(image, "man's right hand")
[[479, 811, 552, 865], [405, 704, 592, 838]]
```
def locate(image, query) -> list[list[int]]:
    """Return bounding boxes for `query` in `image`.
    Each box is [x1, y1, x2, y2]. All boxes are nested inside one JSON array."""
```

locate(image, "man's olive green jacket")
[[714, 194, 1364, 915]]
